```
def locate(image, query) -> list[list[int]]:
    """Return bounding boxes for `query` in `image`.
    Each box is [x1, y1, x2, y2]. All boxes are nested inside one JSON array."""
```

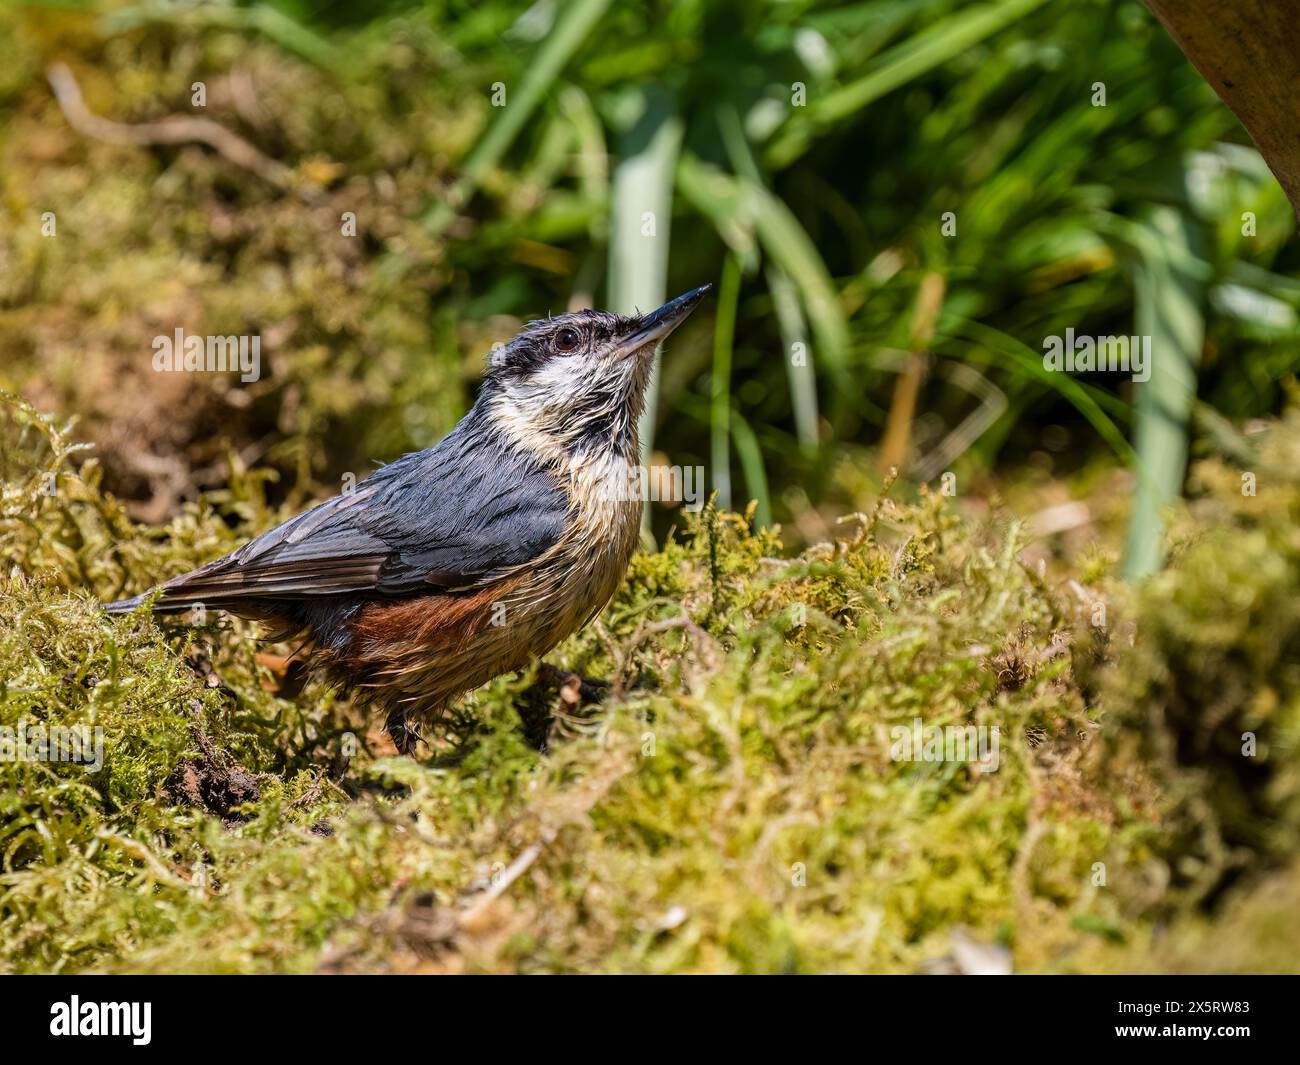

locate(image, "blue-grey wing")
[[105, 416, 570, 612]]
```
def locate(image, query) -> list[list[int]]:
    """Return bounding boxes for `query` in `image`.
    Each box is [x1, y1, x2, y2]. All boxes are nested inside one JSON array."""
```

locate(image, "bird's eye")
[[554, 327, 582, 353]]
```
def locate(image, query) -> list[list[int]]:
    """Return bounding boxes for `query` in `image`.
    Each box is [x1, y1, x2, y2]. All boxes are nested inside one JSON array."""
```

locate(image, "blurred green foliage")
[[1, 0, 1296, 537]]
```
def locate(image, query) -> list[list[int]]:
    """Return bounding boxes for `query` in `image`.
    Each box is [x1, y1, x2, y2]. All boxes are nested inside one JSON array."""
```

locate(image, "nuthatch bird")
[[106, 285, 711, 753]]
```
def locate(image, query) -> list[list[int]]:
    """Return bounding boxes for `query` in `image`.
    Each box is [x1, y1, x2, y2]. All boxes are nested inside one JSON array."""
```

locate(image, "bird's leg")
[[385, 707, 423, 756], [534, 662, 609, 705], [516, 664, 611, 752]]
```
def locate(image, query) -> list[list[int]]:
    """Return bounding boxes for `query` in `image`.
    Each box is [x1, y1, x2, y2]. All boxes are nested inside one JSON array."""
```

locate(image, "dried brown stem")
[[46, 62, 303, 197]]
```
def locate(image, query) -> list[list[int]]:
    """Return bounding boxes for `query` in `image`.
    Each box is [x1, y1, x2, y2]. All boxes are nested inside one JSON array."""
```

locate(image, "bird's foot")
[[384, 709, 424, 757], [534, 662, 610, 706], [516, 664, 610, 751]]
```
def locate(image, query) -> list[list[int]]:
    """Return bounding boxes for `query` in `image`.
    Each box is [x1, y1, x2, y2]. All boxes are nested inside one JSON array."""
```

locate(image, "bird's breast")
[[336, 451, 641, 706]]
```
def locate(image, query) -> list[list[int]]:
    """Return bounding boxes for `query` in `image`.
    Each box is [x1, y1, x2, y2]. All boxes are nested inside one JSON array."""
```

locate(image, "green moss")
[[0, 392, 1093, 972], [2, 391, 1299, 972], [1103, 407, 1300, 904]]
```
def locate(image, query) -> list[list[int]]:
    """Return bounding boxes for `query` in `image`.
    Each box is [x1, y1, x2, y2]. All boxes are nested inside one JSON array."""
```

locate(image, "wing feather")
[[105, 406, 570, 614]]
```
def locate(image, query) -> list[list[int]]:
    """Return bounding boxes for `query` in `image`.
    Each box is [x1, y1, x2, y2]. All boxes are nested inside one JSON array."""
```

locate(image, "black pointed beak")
[[617, 284, 712, 357]]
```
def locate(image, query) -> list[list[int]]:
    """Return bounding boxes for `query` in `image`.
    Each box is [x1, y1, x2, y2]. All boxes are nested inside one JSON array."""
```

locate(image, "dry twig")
[[46, 62, 308, 198]]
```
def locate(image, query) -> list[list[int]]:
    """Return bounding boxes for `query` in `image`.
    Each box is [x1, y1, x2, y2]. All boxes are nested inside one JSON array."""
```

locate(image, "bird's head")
[[483, 285, 710, 460]]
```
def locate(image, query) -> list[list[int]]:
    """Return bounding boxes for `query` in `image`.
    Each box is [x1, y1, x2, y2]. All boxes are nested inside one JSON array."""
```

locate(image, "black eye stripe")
[[491, 313, 625, 378]]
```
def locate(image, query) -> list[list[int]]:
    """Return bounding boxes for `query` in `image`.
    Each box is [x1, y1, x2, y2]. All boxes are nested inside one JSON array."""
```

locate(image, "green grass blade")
[[767, 266, 821, 452], [426, 0, 612, 237], [767, 0, 1051, 168], [716, 105, 820, 452], [677, 154, 849, 391], [605, 87, 684, 463], [730, 410, 773, 529], [946, 318, 1136, 466], [711, 254, 743, 510], [746, 179, 849, 389], [674, 151, 759, 265], [1123, 206, 1205, 580]]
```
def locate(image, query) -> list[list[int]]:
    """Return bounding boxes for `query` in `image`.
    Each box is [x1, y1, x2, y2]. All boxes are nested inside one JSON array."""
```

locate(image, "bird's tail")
[[102, 591, 193, 616]]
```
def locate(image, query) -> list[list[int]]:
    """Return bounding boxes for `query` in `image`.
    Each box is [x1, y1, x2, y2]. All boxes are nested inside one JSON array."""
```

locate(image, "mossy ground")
[[3, 391, 1297, 974], [2, 2, 1297, 975]]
